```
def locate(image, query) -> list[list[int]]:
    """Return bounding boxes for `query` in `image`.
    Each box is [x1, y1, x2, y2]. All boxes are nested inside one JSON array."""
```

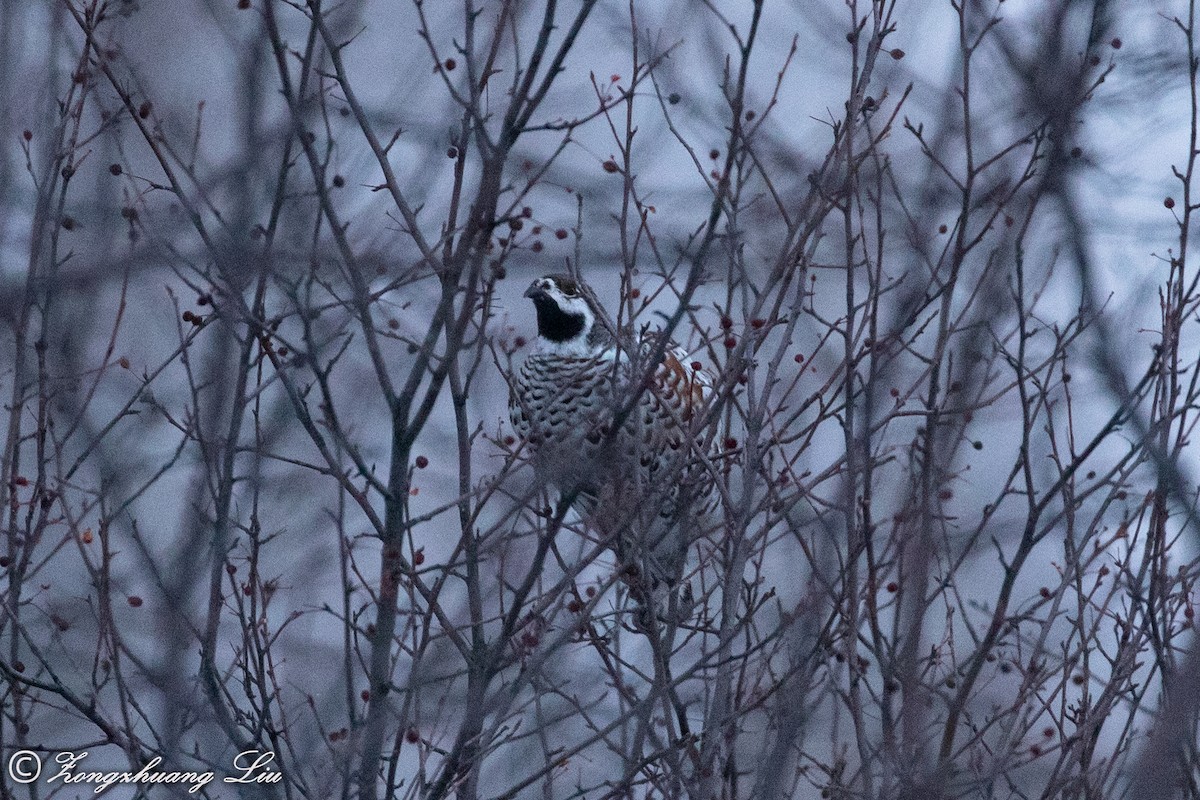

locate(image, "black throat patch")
[[532, 295, 587, 342]]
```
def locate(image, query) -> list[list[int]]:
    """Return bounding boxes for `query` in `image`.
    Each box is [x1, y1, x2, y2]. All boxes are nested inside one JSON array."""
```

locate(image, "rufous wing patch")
[[659, 348, 710, 422]]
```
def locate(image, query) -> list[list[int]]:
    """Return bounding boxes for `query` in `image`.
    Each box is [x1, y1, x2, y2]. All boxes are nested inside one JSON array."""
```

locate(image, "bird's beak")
[[524, 282, 547, 300]]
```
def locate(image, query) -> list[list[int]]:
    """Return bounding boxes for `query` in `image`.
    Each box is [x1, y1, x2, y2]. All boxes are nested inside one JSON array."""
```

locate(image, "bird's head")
[[524, 274, 606, 355]]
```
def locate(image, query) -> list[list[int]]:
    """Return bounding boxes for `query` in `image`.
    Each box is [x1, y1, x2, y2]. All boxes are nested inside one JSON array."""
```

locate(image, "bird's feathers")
[[509, 274, 717, 589]]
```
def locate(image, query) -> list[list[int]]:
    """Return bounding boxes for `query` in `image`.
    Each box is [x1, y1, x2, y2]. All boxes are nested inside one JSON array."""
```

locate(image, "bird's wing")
[[658, 345, 711, 423]]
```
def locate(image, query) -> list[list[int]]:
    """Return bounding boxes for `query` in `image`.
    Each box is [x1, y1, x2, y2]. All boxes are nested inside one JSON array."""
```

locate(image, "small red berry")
[[793, 353, 804, 363], [938, 224, 948, 234], [629, 288, 640, 299], [724, 337, 736, 349], [109, 163, 122, 176], [447, 146, 458, 159], [361, 689, 371, 701], [406, 728, 420, 744], [415, 455, 429, 469], [724, 437, 738, 450], [567, 600, 581, 613], [444, 58, 457, 71], [709, 149, 719, 160], [585, 586, 596, 597], [1039, 587, 1051, 598], [514, 336, 526, 348], [138, 101, 152, 119], [128, 596, 143, 607], [530, 241, 543, 252], [1110, 38, 1122, 49], [555, 229, 568, 240], [1165, 197, 1176, 209], [602, 160, 619, 173], [22, 130, 32, 141], [720, 316, 733, 329], [890, 48, 905, 60], [118, 356, 130, 369], [886, 582, 898, 593], [413, 549, 425, 566], [332, 174, 345, 188]]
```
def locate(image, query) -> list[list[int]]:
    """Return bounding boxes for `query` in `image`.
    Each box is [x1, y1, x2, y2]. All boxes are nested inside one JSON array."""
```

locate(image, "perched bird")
[[509, 273, 715, 599]]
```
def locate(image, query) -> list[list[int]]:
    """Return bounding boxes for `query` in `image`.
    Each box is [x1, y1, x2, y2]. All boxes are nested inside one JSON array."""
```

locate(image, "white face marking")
[[536, 277, 593, 319], [530, 277, 601, 357]]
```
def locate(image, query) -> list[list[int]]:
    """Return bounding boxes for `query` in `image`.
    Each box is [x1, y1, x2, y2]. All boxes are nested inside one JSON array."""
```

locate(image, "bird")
[[509, 273, 716, 607]]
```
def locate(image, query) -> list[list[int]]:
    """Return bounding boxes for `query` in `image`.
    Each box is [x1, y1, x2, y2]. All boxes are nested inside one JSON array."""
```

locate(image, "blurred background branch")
[[1, 1, 1199, 798]]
